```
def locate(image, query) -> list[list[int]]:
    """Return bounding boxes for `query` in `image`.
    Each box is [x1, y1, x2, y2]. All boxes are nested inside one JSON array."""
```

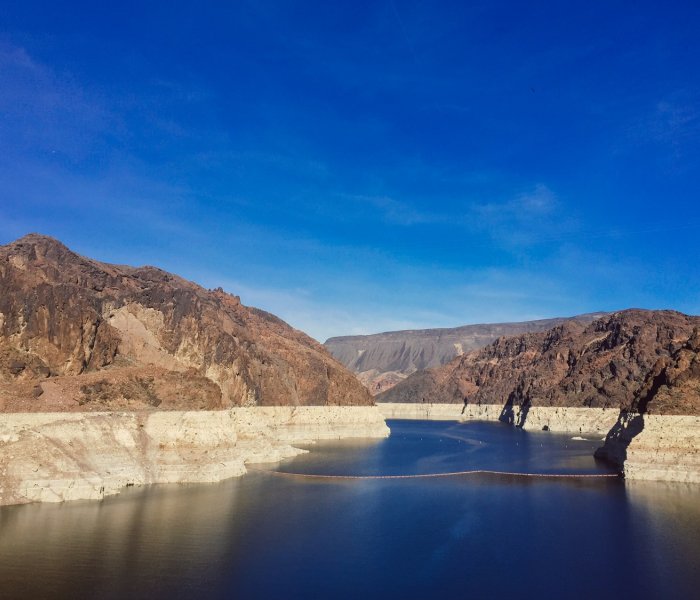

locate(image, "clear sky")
[[1, 1, 699, 341]]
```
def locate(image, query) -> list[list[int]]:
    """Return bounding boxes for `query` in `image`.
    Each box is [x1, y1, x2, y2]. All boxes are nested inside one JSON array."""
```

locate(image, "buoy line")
[[249, 468, 621, 480]]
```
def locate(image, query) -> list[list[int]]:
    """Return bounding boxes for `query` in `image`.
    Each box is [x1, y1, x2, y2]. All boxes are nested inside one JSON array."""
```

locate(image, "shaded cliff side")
[[325, 313, 606, 394], [0, 234, 372, 410], [377, 309, 700, 416]]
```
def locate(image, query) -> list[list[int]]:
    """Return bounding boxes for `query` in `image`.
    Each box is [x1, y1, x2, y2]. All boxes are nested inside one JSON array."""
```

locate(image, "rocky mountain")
[[377, 309, 700, 416], [325, 312, 607, 394], [0, 234, 372, 411]]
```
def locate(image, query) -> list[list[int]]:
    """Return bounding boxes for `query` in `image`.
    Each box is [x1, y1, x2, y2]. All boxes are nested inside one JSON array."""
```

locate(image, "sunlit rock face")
[[325, 313, 606, 395], [377, 310, 700, 482], [0, 234, 373, 410], [377, 309, 700, 414], [0, 406, 390, 506]]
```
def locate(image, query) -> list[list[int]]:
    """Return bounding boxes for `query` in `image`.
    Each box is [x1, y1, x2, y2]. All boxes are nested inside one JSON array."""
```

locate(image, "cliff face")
[[377, 312, 700, 482], [0, 407, 390, 505], [592, 329, 700, 479], [324, 313, 606, 394], [377, 310, 700, 416], [0, 234, 372, 410]]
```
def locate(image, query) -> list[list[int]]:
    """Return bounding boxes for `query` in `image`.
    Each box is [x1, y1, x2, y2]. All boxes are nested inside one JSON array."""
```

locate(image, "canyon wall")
[[377, 403, 619, 435], [378, 310, 700, 413], [0, 235, 390, 506], [0, 406, 390, 506], [325, 313, 606, 394], [0, 234, 373, 410]]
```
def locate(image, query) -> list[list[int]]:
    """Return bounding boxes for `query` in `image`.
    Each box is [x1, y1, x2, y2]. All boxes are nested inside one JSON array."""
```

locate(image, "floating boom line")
[[250, 468, 622, 480]]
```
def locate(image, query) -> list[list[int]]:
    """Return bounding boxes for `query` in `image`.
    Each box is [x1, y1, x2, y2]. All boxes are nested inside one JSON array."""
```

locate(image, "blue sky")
[[1, 1, 699, 341]]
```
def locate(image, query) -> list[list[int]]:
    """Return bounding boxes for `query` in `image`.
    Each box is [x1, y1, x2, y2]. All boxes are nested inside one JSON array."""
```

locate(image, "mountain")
[[376, 309, 700, 415], [325, 313, 607, 394], [0, 234, 372, 411]]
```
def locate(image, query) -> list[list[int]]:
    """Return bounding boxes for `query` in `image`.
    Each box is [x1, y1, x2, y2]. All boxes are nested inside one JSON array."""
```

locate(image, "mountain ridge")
[[376, 308, 700, 416], [0, 233, 372, 411], [325, 312, 608, 394]]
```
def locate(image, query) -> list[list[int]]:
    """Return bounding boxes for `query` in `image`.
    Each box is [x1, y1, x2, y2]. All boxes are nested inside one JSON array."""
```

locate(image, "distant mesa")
[[0, 234, 371, 411], [325, 312, 607, 395]]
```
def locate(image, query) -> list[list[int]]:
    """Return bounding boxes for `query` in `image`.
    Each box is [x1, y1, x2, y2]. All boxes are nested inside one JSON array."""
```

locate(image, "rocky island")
[[0, 234, 389, 505]]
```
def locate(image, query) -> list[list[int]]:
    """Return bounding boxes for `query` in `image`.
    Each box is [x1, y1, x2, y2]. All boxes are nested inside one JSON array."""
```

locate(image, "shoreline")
[[2, 402, 698, 506], [377, 402, 618, 434], [377, 402, 700, 483], [0, 406, 389, 506]]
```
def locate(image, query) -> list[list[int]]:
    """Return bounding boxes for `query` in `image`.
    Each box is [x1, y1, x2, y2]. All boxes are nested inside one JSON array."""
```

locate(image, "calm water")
[[1, 420, 699, 599]]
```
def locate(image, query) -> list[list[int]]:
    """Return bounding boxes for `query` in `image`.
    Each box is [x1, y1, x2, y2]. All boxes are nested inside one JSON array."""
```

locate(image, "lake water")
[[1, 420, 699, 599]]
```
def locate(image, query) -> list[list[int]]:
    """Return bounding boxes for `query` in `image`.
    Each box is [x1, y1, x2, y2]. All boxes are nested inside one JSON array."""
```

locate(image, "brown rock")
[[378, 310, 700, 416], [325, 312, 607, 394], [0, 234, 371, 411]]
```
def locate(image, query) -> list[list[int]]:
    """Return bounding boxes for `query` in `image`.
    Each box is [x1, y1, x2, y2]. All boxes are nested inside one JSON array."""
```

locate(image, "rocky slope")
[[325, 313, 606, 394], [0, 234, 373, 410], [377, 310, 700, 413], [377, 310, 700, 481]]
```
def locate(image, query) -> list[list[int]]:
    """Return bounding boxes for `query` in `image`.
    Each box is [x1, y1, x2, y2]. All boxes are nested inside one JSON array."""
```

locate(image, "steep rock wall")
[[0, 406, 390, 506]]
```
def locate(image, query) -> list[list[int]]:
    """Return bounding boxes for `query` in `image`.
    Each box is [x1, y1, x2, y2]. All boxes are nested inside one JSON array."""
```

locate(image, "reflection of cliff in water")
[[0, 480, 245, 598]]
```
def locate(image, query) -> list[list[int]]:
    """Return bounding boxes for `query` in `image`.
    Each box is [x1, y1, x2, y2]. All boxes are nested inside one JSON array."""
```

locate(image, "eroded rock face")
[[377, 310, 700, 416], [0, 234, 372, 410], [325, 313, 606, 394], [0, 407, 390, 505]]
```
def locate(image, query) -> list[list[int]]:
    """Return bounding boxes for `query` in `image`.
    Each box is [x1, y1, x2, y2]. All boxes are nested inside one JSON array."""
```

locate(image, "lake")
[[1, 419, 699, 599]]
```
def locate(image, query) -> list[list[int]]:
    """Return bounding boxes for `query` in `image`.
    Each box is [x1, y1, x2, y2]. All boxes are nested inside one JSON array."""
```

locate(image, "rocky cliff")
[[0, 407, 390, 505], [377, 310, 699, 413], [377, 310, 700, 481], [0, 234, 373, 410], [325, 313, 606, 394]]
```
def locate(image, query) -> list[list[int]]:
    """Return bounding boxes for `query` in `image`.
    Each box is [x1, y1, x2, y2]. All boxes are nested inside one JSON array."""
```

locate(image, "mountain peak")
[[8, 232, 67, 248]]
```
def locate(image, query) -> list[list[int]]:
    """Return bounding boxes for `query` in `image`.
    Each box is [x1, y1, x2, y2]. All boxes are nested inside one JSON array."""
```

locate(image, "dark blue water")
[[1, 420, 699, 599]]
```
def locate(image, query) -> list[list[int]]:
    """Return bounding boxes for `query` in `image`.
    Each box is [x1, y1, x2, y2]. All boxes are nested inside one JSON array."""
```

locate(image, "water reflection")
[[0, 421, 698, 600], [0, 481, 246, 598]]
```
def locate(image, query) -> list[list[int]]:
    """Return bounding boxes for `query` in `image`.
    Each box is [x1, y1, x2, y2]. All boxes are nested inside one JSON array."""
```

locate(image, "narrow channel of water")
[[1, 420, 698, 599]]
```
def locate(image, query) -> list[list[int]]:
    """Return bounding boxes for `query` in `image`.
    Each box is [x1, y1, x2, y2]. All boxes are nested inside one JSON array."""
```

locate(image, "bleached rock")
[[377, 402, 700, 482], [376, 402, 619, 434], [0, 406, 389, 506]]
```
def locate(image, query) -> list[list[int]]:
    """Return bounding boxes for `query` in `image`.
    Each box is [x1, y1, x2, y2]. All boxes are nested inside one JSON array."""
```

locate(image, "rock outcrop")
[[377, 310, 699, 412], [0, 407, 390, 505], [0, 234, 372, 410], [377, 310, 700, 481], [593, 329, 700, 481], [0, 234, 390, 506], [325, 313, 606, 394]]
